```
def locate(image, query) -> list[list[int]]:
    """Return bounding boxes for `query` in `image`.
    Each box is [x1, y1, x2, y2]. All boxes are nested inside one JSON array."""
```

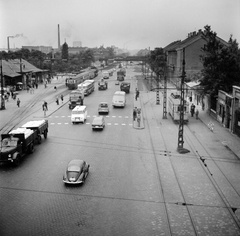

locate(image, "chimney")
[[58, 24, 60, 50], [7, 37, 10, 52]]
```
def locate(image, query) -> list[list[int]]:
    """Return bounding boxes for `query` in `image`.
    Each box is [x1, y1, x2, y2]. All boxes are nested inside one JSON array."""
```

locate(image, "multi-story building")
[[73, 41, 82, 47]]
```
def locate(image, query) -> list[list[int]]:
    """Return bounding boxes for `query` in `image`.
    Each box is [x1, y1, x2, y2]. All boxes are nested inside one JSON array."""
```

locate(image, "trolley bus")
[[78, 80, 95, 96], [168, 93, 189, 123]]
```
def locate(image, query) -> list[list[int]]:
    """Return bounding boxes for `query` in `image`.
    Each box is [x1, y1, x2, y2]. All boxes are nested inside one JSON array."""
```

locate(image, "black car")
[[63, 159, 90, 184], [120, 82, 130, 93]]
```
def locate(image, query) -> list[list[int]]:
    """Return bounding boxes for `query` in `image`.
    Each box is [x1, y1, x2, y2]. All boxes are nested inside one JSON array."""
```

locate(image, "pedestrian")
[[4, 94, 8, 102], [27, 85, 30, 93], [135, 89, 140, 101], [44, 101, 48, 111], [195, 109, 199, 119], [133, 107, 137, 121], [17, 98, 20, 107], [137, 113, 141, 127], [54, 86, 57, 92], [60, 94, 64, 103], [202, 101, 205, 111], [56, 96, 59, 105], [190, 103, 195, 117]]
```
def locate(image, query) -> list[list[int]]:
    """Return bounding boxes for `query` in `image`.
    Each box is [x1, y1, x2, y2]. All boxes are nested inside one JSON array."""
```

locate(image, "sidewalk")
[[0, 76, 68, 134], [136, 76, 240, 159]]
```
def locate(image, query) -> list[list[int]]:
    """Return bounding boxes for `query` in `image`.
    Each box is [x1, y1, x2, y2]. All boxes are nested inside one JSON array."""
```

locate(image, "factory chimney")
[[7, 37, 10, 52], [58, 24, 61, 50]]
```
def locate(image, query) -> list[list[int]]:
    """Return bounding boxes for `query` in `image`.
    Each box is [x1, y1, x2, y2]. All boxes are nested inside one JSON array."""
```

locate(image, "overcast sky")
[[1, 0, 240, 50]]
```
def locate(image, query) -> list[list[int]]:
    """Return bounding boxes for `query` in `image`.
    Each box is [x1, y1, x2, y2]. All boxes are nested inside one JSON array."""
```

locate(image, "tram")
[[168, 93, 189, 123], [67, 71, 90, 90]]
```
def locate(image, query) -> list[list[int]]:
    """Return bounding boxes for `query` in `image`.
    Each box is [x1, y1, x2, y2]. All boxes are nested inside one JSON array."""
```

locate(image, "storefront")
[[232, 86, 240, 137], [217, 90, 233, 129]]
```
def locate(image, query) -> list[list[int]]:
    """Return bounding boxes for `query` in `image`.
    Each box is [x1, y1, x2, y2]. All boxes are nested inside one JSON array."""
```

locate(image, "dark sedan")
[[63, 159, 90, 184]]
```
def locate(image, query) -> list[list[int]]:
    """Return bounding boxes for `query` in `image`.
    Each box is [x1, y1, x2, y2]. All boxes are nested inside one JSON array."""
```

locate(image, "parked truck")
[[98, 79, 108, 90], [21, 120, 48, 144], [0, 128, 37, 166], [69, 90, 84, 109]]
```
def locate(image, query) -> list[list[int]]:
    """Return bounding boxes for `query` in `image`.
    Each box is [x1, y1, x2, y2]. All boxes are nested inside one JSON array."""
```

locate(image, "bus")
[[78, 80, 95, 96], [168, 93, 189, 123]]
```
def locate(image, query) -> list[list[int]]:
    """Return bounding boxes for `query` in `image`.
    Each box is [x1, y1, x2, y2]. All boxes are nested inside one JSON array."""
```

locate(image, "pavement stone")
[[0, 76, 68, 134], [136, 75, 240, 160]]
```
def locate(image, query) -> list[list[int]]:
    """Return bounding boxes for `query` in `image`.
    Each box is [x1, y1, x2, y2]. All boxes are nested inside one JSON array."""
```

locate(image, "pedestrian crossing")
[[49, 115, 131, 119], [49, 122, 133, 126], [48, 115, 134, 126]]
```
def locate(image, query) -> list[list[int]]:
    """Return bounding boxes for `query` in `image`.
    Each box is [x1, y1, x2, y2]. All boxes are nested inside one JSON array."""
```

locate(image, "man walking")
[[17, 98, 20, 107], [56, 96, 59, 105], [133, 107, 137, 121], [60, 94, 64, 103], [43, 101, 48, 111], [135, 89, 140, 101], [190, 103, 195, 117]]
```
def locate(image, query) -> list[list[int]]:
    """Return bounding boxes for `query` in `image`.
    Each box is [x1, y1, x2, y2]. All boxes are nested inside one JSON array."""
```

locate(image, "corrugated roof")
[[2, 60, 21, 77], [2, 59, 43, 76]]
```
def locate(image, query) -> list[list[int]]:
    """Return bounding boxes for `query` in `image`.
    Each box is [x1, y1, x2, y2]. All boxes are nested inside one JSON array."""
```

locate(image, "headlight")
[[8, 154, 11, 157]]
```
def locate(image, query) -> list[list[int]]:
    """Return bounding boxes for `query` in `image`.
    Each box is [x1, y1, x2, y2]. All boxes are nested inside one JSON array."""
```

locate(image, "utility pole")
[[156, 73, 160, 105], [162, 74, 167, 119], [0, 59, 6, 110], [177, 48, 189, 154]]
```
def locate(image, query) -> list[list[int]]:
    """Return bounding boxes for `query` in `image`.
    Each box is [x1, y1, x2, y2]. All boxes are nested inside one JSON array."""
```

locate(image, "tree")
[[148, 47, 167, 76], [62, 42, 69, 61], [82, 49, 95, 67], [200, 25, 240, 108]]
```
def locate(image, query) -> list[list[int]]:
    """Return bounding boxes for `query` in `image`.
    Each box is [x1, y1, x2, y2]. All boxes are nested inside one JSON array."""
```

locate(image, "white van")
[[102, 71, 109, 79], [112, 91, 126, 108], [71, 106, 87, 124]]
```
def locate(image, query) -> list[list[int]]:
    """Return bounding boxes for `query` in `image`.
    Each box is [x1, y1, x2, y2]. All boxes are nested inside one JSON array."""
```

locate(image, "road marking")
[[112, 116, 116, 118], [49, 122, 133, 126], [61, 116, 65, 117], [118, 116, 122, 118]]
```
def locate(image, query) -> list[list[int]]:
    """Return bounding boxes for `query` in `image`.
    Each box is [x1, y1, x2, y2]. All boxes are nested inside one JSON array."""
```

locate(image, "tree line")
[[0, 43, 116, 74]]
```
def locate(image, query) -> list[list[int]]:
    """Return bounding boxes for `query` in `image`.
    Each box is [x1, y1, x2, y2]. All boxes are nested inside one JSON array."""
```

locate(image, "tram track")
[[183, 121, 240, 227], [0, 87, 53, 134], [141, 91, 240, 235]]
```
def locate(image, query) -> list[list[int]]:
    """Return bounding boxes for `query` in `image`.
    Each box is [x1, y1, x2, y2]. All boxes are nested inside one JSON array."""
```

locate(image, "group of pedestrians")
[[133, 107, 141, 127], [190, 103, 199, 119], [56, 94, 64, 105]]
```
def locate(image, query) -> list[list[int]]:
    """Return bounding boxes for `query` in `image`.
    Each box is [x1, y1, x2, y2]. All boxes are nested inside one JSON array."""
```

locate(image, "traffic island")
[[133, 95, 144, 130]]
